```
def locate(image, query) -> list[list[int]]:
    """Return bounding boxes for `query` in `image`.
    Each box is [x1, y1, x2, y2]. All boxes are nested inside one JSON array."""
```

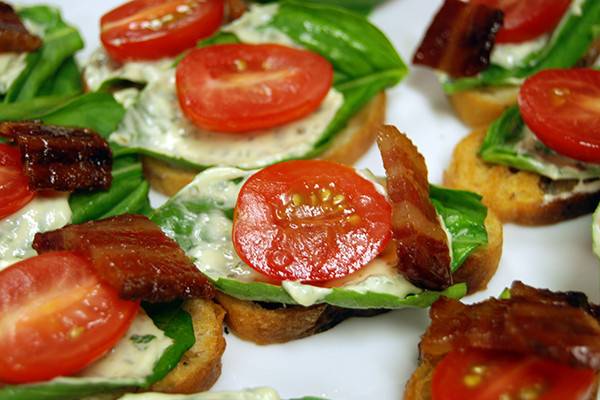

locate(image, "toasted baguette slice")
[[215, 210, 502, 345], [403, 358, 599, 400], [150, 299, 226, 394], [444, 129, 600, 225], [448, 86, 518, 129], [143, 93, 387, 197]]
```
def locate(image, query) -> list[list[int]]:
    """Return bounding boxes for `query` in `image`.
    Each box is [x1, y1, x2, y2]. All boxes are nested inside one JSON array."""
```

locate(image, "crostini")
[[404, 281, 600, 400], [413, 0, 600, 128], [0, 214, 225, 399], [149, 125, 502, 344], [102, 2, 406, 196], [445, 68, 600, 225]]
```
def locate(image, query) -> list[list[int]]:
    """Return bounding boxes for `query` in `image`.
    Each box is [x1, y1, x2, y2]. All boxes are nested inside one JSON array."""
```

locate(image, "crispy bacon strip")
[[225, 0, 247, 21], [33, 214, 214, 303], [420, 282, 600, 370], [376, 125, 452, 290], [0, 2, 41, 52], [412, 0, 503, 78], [0, 121, 112, 191]]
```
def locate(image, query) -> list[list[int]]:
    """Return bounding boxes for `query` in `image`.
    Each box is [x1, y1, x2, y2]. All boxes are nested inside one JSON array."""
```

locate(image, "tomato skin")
[[0, 144, 34, 220], [518, 69, 600, 163], [432, 349, 597, 400], [0, 252, 140, 384], [100, 0, 224, 62], [232, 160, 392, 283], [176, 44, 333, 133], [474, 0, 571, 43]]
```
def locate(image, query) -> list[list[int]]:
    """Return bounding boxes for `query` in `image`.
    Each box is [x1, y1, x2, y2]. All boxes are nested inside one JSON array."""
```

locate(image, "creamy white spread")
[[79, 310, 173, 380], [172, 167, 423, 307], [83, 48, 174, 92], [491, 35, 549, 69], [0, 194, 71, 271], [514, 126, 600, 180], [0, 52, 27, 94], [223, 4, 296, 47], [592, 205, 600, 260], [111, 70, 344, 169], [542, 179, 600, 205], [118, 388, 282, 400]]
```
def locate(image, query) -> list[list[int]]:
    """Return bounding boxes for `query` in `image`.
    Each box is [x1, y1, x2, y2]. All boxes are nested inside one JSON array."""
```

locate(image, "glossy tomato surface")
[[233, 160, 392, 283], [474, 0, 570, 43], [0, 252, 140, 383], [519, 69, 600, 163], [101, 0, 224, 62], [176, 44, 333, 133], [432, 349, 597, 400], [0, 144, 34, 220]]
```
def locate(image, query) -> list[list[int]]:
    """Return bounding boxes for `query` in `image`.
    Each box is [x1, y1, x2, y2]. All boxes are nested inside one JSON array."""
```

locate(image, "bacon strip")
[[376, 125, 452, 290], [0, 2, 42, 52], [420, 282, 600, 370], [33, 214, 214, 303], [412, 0, 503, 78], [0, 121, 112, 192]]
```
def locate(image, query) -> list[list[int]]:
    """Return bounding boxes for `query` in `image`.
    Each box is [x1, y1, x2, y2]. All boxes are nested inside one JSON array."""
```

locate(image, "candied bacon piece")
[[0, 121, 112, 192], [33, 214, 214, 303], [420, 282, 600, 370], [376, 125, 452, 291], [0, 1, 41, 52], [413, 0, 503, 78]]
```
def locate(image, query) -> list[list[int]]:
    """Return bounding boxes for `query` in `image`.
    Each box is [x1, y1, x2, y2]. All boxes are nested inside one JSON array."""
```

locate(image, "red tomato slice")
[[0, 144, 34, 220], [432, 349, 597, 400], [232, 160, 392, 283], [474, 0, 570, 43], [518, 69, 600, 163], [100, 0, 224, 62], [0, 252, 140, 383], [176, 44, 333, 133]]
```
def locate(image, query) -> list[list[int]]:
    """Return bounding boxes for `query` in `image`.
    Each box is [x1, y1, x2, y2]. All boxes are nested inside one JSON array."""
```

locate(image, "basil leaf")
[[479, 106, 600, 180], [256, 0, 386, 15], [5, 6, 84, 102], [444, 0, 600, 93], [0, 304, 195, 400], [151, 167, 484, 309], [430, 185, 488, 272], [37, 57, 82, 97]]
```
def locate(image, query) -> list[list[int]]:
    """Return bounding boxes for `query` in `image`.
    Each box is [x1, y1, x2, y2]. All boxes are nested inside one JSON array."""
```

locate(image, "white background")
[[20, 0, 600, 398]]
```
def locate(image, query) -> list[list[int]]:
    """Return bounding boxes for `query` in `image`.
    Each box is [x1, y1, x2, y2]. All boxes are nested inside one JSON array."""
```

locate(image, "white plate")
[[19, 0, 600, 398]]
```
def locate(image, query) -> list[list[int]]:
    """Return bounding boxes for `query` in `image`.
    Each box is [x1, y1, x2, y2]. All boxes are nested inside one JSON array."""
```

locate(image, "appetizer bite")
[[445, 68, 600, 225], [405, 281, 600, 400], [0, 2, 83, 102], [0, 93, 150, 268], [413, 0, 600, 127], [0, 215, 225, 399], [104, 1, 406, 196], [149, 125, 503, 344]]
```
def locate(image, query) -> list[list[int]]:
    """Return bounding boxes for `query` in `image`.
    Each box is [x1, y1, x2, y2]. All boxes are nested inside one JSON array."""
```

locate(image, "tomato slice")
[[518, 69, 600, 163], [232, 160, 392, 283], [100, 0, 224, 62], [432, 349, 597, 400], [176, 44, 333, 133], [0, 252, 140, 383], [474, 0, 570, 43], [0, 144, 34, 220]]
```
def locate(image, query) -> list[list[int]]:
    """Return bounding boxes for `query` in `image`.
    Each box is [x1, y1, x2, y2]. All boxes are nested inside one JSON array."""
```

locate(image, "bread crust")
[[215, 209, 502, 345], [150, 299, 226, 394], [142, 93, 387, 197], [448, 86, 518, 129], [444, 129, 600, 225]]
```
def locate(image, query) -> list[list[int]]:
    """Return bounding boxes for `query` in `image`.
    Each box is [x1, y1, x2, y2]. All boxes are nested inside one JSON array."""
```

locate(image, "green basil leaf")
[[5, 6, 84, 102], [255, 0, 386, 15], [430, 185, 488, 272], [444, 0, 600, 93], [37, 57, 82, 97], [479, 106, 600, 180]]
